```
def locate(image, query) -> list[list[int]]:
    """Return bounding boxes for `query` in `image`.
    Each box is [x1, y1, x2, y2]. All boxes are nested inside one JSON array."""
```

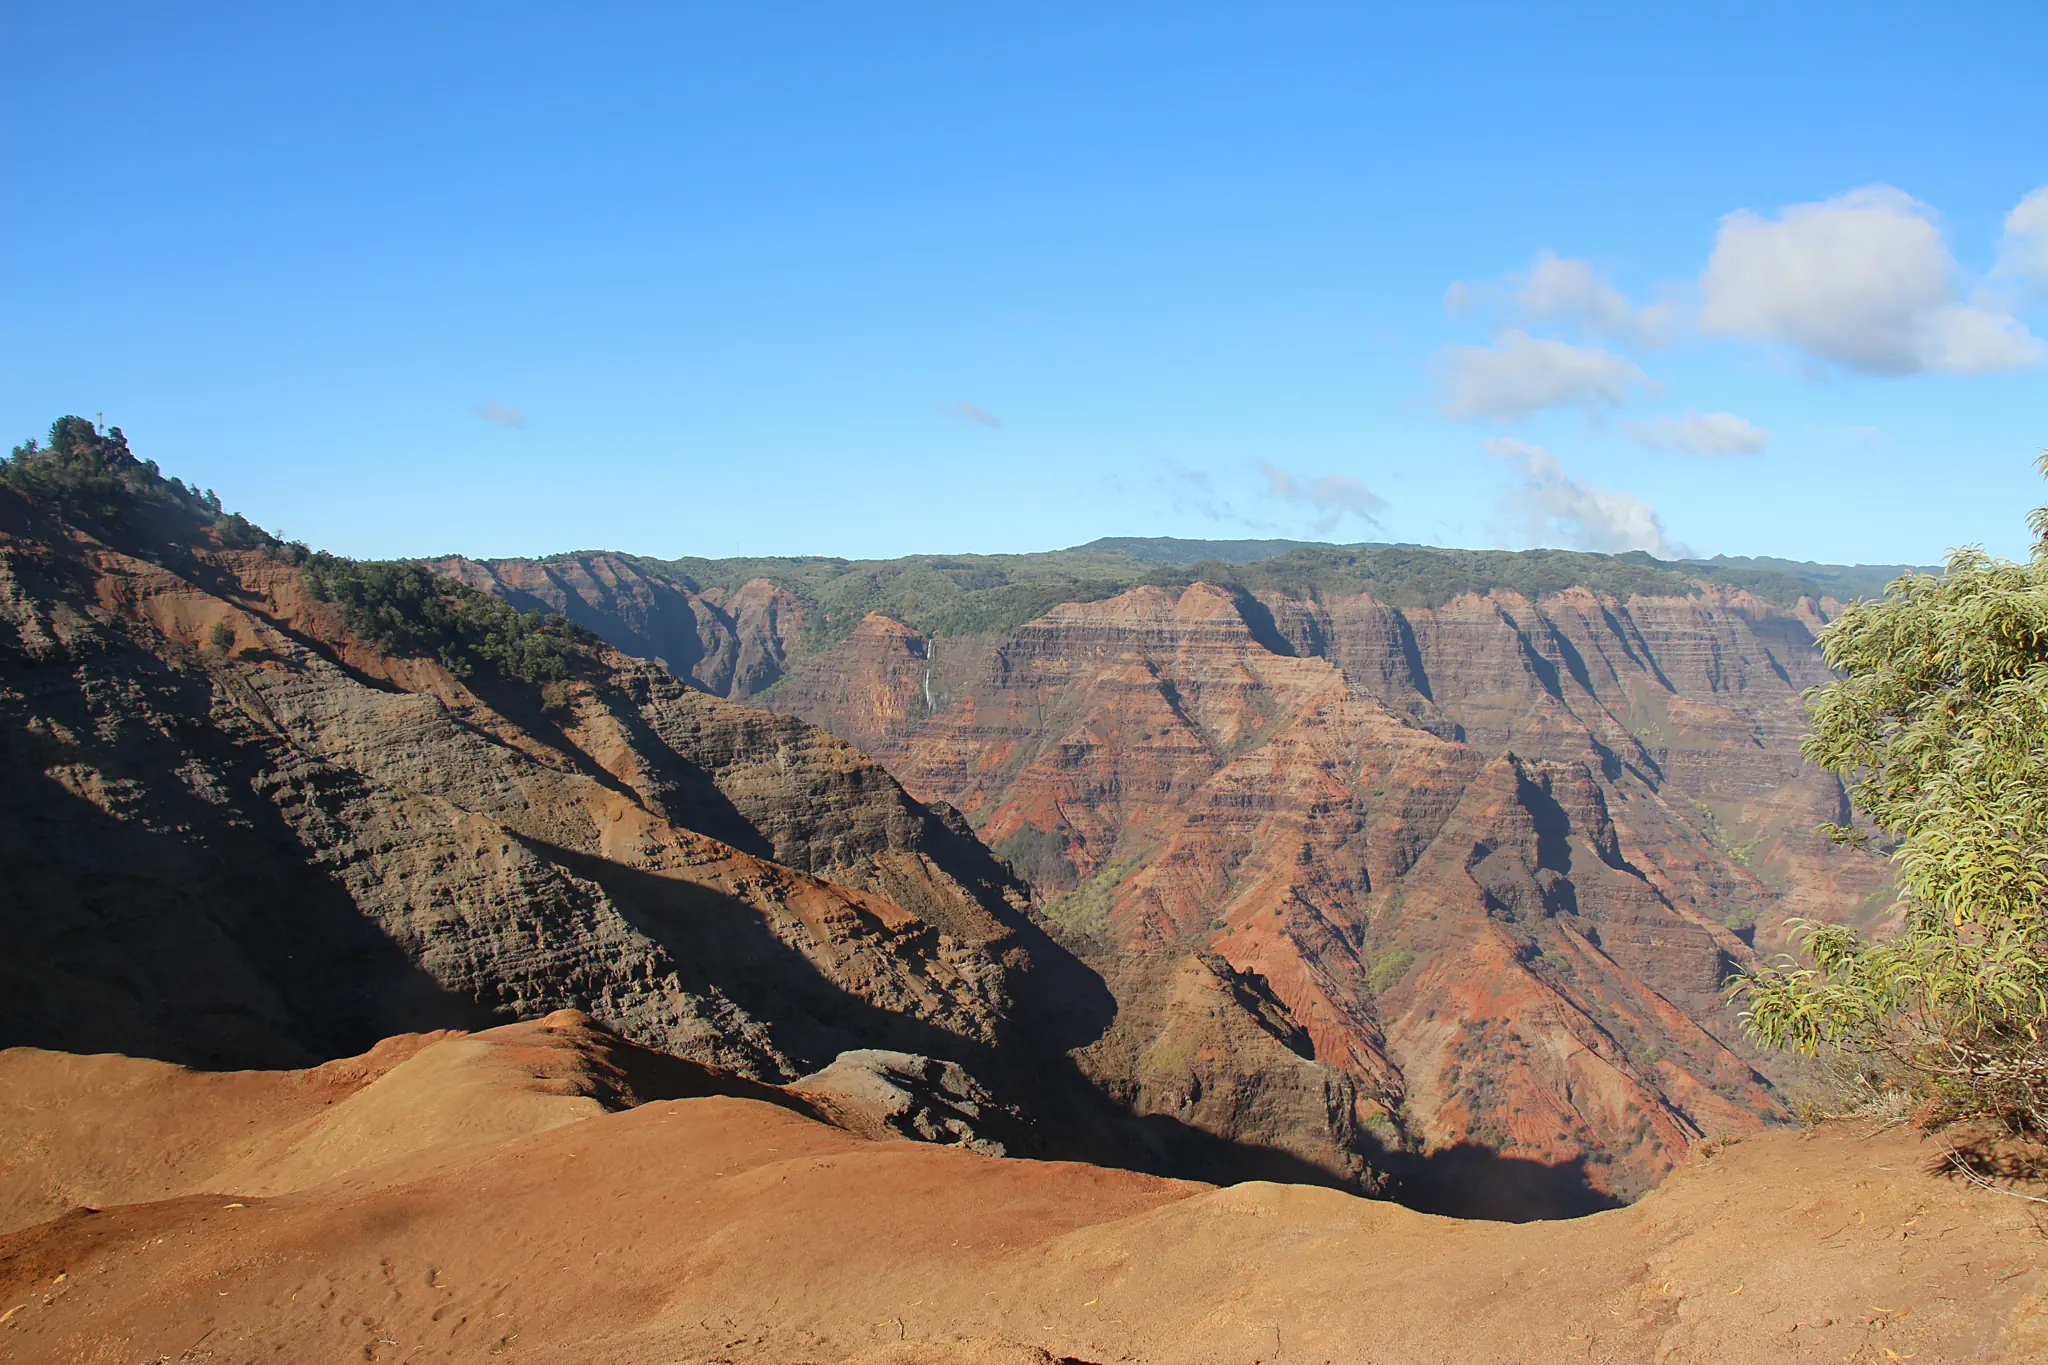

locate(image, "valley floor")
[[2, 1015, 2042, 1365]]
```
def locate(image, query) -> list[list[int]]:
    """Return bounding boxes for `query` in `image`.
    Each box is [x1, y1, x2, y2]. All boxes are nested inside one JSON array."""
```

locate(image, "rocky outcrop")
[[1072, 951, 1390, 1190], [791, 1049, 1019, 1156]]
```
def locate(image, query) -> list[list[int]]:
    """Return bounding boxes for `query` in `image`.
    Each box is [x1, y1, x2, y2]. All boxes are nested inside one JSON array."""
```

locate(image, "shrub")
[[993, 824, 1078, 892], [2, 417, 594, 690], [1733, 455, 2048, 1134], [1368, 946, 1416, 993]]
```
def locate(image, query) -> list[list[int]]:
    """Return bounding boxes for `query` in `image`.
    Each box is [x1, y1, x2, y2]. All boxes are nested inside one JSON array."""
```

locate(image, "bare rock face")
[[753, 581, 1890, 1199], [1073, 951, 1387, 1191]]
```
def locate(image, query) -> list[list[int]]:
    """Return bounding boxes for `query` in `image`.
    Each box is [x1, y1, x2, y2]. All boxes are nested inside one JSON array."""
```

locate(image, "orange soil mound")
[[2, 1016, 2043, 1364]]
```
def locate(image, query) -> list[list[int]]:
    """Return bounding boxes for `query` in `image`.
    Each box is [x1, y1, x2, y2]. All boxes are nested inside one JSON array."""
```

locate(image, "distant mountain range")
[[1077, 536, 1936, 590], [463, 537, 1937, 653]]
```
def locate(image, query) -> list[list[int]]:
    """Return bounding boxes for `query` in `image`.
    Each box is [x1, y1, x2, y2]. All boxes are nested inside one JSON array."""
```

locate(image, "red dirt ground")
[[3, 1013, 2043, 1364]]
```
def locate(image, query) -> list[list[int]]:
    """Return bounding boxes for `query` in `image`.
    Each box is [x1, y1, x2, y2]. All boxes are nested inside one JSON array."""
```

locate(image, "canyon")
[[439, 548, 1900, 1202]]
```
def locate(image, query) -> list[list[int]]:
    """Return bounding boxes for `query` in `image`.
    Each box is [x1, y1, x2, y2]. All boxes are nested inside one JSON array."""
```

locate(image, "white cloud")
[[475, 399, 525, 428], [1259, 461, 1387, 537], [1997, 184, 2048, 294], [1698, 185, 2041, 376], [1484, 438, 1680, 557], [1435, 330, 1659, 421], [1625, 411, 1768, 456], [1448, 251, 1680, 348]]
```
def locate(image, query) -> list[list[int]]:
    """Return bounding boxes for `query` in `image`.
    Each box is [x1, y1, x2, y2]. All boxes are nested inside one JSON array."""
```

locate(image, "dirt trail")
[[2, 1015, 2042, 1364]]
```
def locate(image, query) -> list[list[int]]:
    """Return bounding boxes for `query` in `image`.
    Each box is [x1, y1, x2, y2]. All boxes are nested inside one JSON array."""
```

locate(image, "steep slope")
[[2, 1013, 2040, 1364], [0, 497, 1019, 1080], [429, 552, 804, 696]]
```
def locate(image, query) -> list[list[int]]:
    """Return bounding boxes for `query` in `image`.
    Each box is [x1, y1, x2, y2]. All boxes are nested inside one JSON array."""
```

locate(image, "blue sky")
[[4, 3, 2045, 565]]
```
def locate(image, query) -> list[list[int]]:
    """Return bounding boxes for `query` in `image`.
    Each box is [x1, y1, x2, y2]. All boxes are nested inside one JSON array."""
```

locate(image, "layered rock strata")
[[754, 582, 1892, 1198]]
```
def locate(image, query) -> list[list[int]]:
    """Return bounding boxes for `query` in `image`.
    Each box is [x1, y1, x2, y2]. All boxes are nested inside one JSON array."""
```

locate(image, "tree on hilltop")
[[3, 414, 273, 548]]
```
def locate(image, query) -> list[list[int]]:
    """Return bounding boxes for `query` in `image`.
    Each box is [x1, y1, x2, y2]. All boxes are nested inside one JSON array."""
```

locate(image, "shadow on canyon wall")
[[1388, 1143, 1628, 1222]]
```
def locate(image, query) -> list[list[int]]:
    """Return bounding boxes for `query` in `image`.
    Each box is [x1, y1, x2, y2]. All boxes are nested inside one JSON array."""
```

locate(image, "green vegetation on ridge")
[[3, 416, 276, 550], [1, 414, 1932, 690], [4, 416, 597, 687], [615, 548, 1154, 644], [564, 538, 1932, 649], [1682, 553, 1931, 605], [302, 556, 599, 684]]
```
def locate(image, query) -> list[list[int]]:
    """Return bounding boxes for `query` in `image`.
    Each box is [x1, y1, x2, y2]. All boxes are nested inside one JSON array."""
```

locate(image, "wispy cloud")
[[1157, 464, 1233, 523], [1446, 250, 1680, 349], [1699, 185, 2040, 376], [1484, 438, 1682, 557], [1259, 461, 1388, 537], [475, 399, 526, 429], [1434, 330, 1658, 422], [945, 400, 1003, 428], [1625, 411, 1768, 456]]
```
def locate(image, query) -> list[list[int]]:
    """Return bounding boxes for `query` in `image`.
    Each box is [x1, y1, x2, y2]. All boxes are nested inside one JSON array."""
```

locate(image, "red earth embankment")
[[2, 1013, 2042, 1365]]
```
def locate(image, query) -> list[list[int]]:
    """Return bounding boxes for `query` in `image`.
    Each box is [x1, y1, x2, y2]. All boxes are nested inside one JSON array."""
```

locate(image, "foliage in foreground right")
[[1734, 457, 2048, 1134]]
